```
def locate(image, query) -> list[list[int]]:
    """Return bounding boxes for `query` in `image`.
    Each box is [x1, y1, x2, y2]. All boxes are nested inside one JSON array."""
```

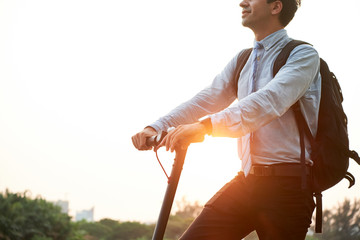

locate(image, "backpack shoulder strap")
[[234, 48, 253, 94], [273, 39, 316, 152], [277, 40, 323, 233], [234, 41, 310, 94], [273, 40, 310, 77]]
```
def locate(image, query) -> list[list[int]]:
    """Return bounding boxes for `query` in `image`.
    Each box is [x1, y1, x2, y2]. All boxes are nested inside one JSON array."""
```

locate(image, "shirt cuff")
[[200, 117, 212, 136]]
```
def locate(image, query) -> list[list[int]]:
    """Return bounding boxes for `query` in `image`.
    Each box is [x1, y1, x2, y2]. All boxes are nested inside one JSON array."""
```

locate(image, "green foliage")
[[163, 197, 203, 240], [305, 235, 320, 240], [76, 220, 112, 239], [311, 198, 360, 240], [173, 197, 202, 219], [0, 190, 72, 240], [31, 237, 53, 240], [164, 214, 192, 240], [98, 218, 120, 231], [111, 221, 152, 240], [67, 225, 86, 240], [6, 190, 358, 240], [75, 219, 153, 240]]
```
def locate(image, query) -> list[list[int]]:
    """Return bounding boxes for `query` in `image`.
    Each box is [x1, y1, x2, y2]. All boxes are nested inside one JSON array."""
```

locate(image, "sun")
[[153, 136, 241, 207]]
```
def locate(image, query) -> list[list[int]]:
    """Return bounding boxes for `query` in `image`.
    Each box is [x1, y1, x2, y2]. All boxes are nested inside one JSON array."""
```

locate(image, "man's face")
[[239, 0, 274, 29]]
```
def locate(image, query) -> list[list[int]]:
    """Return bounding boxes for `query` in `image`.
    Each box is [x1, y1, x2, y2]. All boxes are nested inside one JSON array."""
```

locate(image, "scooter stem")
[[152, 146, 188, 240]]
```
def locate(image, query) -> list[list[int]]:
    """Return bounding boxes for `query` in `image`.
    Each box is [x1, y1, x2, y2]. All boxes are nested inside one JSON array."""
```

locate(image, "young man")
[[132, 0, 320, 239]]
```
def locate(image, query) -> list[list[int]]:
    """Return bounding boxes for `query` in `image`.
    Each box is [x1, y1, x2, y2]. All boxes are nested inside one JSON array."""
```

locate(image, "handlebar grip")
[[145, 127, 175, 147], [146, 131, 167, 147], [146, 135, 157, 147]]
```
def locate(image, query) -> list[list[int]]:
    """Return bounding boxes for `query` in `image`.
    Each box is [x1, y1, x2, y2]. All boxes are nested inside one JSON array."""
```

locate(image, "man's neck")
[[253, 26, 284, 42]]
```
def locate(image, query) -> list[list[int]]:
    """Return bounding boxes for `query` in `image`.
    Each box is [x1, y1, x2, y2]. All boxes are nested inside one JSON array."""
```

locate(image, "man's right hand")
[[131, 127, 158, 151]]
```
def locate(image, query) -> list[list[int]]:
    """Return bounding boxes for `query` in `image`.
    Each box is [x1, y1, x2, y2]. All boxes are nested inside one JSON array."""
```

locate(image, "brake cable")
[[155, 149, 170, 183], [146, 128, 175, 183]]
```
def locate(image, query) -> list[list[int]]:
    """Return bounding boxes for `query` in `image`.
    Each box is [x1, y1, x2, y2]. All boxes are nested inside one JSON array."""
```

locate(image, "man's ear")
[[270, 0, 283, 15]]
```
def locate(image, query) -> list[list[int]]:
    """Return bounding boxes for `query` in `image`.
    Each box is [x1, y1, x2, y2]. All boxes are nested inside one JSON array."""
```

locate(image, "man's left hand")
[[155, 123, 207, 152]]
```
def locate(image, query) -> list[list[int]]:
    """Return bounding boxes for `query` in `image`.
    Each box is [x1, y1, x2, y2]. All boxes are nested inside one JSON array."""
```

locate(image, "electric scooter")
[[146, 129, 188, 240]]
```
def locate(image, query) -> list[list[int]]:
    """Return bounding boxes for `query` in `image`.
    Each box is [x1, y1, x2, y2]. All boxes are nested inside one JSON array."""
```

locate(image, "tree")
[[173, 197, 203, 219], [162, 197, 203, 240], [98, 218, 120, 232], [0, 190, 72, 240], [76, 220, 112, 240], [244, 199, 360, 239], [312, 198, 360, 240], [109, 221, 152, 240], [163, 214, 193, 240]]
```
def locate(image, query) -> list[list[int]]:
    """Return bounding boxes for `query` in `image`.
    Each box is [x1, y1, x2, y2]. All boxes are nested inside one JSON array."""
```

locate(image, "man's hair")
[[267, 0, 301, 27]]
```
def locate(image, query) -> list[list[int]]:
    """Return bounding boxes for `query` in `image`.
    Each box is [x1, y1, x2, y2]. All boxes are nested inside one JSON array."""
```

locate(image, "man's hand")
[[132, 127, 157, 151], [155, 123, 207, 152]]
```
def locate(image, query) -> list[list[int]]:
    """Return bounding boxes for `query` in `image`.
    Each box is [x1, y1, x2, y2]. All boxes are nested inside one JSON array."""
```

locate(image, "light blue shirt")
[[150, 29, 321, 168]]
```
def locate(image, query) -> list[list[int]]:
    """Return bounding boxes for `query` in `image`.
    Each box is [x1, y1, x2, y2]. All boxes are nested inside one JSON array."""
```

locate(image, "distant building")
[[75, 207, 94, 222], [54, 200, 69, 214]]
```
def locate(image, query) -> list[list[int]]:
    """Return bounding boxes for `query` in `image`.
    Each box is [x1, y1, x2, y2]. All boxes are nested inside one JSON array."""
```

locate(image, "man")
[[132, 0, 320, 239]]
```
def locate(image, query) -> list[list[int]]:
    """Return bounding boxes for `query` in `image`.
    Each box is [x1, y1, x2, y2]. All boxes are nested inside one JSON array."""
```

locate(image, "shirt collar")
[[253, 29, 288, 51]]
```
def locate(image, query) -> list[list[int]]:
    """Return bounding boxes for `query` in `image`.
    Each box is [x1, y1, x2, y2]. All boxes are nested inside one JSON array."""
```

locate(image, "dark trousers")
[[179, 172, 315, 240]]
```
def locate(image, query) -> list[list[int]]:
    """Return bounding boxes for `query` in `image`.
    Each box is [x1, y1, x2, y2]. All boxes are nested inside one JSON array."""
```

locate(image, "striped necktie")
[[249, 42, 263, 93], [242, 42, 263, 176]]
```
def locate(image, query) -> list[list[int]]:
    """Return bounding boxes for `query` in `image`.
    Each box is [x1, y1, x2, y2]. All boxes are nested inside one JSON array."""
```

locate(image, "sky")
[[1, 0, 360, 223]]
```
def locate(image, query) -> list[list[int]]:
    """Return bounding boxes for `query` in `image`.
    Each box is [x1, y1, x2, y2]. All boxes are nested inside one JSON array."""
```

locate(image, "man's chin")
[[241, 19, 249, 27]]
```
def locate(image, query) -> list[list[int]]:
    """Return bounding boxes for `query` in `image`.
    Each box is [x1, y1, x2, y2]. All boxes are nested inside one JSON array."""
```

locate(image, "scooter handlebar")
[[146, 127, 175, 147]]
